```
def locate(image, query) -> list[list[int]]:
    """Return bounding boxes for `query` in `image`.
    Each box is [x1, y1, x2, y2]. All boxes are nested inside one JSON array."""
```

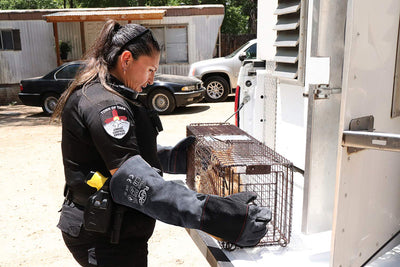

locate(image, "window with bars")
[[147, 25, 188, 64], [273, 0, 306, 83], [0, 29, 21, 51]]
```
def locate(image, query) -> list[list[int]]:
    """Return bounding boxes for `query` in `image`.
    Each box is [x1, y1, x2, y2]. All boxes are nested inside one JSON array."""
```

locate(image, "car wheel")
[[148, 89, 176, 115], [42, 93, 59, 115], [203, 76, 229, 102]]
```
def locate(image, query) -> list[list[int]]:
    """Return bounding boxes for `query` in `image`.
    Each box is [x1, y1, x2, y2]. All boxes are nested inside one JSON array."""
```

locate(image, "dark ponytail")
[[52, 20, 160, 120]]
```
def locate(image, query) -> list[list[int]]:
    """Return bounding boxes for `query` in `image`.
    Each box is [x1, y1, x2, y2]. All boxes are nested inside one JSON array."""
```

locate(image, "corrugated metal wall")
[[129, 14, 223, 75], [0, 13, 223, 84], [140, 15, 223, 63], [0, 20, 57, 84], [58, 22, 82, 61], [84, 21, 105, 52], [188, 15, 223, 62], [84, 20, 128, 52], [158, 64, 190, 76]]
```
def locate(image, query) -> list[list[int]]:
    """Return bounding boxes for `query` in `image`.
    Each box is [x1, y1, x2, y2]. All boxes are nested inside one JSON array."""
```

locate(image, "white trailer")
[[234, 0, 400, 266], [194, 0, 400, 266]]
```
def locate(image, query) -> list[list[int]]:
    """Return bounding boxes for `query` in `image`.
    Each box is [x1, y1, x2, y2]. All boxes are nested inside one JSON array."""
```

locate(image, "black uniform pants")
[[62, 228, 149, 267]]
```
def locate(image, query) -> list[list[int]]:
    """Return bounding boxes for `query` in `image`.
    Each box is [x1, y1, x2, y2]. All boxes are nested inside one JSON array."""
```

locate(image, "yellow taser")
[[86, 171, 108, 191]]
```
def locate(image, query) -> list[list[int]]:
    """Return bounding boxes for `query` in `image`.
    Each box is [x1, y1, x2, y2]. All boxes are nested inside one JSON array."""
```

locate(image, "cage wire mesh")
[[186, 123, 293, 247]]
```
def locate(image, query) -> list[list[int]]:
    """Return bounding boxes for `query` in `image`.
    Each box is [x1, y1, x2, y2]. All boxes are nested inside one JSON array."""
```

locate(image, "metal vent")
[[273, 0, 306, 83]]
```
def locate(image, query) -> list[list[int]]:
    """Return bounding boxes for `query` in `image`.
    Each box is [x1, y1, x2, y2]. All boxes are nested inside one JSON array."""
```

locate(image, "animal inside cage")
[[186, 123, 293, 247]]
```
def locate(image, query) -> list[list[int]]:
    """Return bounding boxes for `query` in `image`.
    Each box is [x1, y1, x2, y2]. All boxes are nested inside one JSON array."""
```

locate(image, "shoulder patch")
[[100, 105, 130, 139]]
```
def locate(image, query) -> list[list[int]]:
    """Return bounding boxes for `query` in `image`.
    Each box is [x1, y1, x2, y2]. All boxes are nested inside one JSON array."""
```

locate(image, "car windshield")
[[225, 41, 251, 58]]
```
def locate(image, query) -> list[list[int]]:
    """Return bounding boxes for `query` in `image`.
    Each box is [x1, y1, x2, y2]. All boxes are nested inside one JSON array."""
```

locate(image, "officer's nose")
[[147, 73, 155, 86]]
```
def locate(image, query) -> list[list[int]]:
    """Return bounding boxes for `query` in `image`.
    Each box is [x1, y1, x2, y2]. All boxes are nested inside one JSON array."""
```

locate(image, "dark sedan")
[[19, 61, 205, 115]]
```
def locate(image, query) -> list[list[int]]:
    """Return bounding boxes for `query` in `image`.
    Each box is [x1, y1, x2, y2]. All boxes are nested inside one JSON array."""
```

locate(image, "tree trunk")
[[249, 0, 257, 34]]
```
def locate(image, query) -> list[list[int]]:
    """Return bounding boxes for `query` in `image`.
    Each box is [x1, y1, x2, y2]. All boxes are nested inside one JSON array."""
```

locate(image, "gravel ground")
[[0, 99, 235, 267]]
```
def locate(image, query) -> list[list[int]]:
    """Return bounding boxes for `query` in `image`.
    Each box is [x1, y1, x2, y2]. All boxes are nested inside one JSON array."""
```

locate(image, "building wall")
[[0, 20, 57, 84], [0, 84, 21, 105], [149, 15, 223, 64], [58, 22, 82, 61], [75, 14, 223, 76], [0, 7, 223, 104]]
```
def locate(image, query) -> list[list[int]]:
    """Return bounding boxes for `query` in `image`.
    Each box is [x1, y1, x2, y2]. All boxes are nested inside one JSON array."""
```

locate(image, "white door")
[[331, 0, 400, 266]]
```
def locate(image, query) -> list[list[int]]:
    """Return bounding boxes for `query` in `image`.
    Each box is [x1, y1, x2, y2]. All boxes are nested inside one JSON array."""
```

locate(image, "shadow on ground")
[[165, 95, 235, 116], [171, 105, 211, 115], [0, 105, 59, 127], [0, 95, 236, 125]]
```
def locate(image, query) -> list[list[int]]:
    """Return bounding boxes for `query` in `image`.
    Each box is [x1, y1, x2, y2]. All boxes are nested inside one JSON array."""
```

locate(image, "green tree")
[[0, 0, 63, 9], [78, 0, 130, 7], [236, 0, 257, 33], [221, 4, 247, 34]]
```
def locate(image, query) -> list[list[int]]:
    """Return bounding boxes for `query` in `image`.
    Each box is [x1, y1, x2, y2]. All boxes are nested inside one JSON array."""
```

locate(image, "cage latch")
[[309, 84, 341, 99]]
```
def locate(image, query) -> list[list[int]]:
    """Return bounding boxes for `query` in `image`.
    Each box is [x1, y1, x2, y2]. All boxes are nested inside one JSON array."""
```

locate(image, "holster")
[[64, 182, 125, 244], [83, 183, 113, 234]]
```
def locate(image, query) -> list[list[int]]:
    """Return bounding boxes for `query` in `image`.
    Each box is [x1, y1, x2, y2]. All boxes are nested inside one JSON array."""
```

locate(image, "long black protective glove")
[[110, 155, 271, 247], [157, 136, 195, 174]]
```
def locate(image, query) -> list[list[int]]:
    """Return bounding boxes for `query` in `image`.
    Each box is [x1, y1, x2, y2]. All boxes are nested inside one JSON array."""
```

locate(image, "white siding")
[[0, 14, 223, 83], [136, 14, 224, 64], [81, 15, 223, 75], [84, 21, 106, 52], [158, 64, 190, 76], [84, 20, 128, 52], [0, 20, 57, 84], [58, 22, 82, 61], [189, 15, 223, 63]]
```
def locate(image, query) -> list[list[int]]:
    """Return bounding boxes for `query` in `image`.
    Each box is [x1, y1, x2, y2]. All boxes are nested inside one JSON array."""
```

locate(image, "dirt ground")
[[0, 99, 235, 267]]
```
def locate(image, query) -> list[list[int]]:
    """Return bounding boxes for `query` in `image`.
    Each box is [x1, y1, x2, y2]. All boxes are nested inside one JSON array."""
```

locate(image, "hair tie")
[[114, 23, 122, 33]]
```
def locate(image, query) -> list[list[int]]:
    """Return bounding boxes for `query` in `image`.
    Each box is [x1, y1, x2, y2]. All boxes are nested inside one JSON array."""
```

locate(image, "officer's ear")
[[120, 51, 133, 66]]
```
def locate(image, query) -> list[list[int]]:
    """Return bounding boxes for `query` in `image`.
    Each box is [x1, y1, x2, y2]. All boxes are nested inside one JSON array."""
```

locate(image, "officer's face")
[[125, 52, 160, 92]]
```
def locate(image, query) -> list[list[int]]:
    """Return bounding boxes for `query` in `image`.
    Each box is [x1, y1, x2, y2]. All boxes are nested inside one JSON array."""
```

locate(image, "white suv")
[[188, 39, 257, 102]]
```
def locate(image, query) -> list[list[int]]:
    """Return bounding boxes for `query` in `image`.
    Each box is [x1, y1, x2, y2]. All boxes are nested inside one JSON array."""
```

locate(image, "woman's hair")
[[52, 20, 160, 120]]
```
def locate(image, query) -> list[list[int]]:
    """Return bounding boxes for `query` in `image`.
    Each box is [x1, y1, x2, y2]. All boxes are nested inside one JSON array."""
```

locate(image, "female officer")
[[53, 20, 270, 267]]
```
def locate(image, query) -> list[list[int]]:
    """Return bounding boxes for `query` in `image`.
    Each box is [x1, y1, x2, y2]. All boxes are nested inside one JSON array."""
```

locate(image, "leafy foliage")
[[0, 0, 62, 9], [222, 5, 248, 34], [78, 0, 130, 7]]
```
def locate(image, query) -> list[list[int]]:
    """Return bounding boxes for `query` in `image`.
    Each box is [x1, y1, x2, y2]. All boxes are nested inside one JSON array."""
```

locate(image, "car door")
[[232, 43, 257, 87]]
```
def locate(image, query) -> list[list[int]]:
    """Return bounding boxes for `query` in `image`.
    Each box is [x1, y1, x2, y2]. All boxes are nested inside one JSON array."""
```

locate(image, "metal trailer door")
[[332, 0, 400, 266]]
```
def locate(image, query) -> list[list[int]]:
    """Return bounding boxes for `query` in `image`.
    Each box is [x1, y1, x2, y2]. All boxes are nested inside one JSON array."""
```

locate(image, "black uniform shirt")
[[62, 77, 162, 189], [59, 77, 160, 240]]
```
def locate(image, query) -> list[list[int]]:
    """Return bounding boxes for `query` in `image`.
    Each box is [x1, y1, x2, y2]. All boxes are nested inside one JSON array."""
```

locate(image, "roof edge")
[[0, 5, 224, 21]]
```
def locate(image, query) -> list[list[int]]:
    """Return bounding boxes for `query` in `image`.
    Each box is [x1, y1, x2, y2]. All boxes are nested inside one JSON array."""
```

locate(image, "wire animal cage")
[[186, 123, 293, 247]]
